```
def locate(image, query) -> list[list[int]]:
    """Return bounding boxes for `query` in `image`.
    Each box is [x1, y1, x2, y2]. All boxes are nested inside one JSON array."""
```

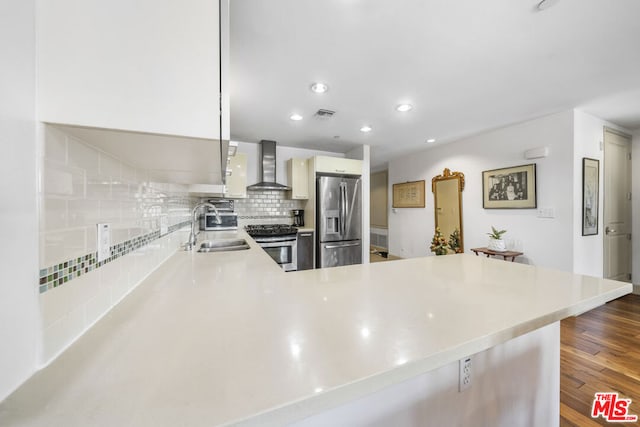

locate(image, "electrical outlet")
[[459, 357, 472, 392], [97, 223, 111, 263]]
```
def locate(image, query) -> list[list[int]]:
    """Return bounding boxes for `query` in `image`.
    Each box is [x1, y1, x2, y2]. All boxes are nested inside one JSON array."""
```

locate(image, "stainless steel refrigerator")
[[316, 175, 362, 268]]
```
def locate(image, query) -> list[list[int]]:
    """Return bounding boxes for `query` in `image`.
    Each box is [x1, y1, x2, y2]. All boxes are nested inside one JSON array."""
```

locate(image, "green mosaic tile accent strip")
[[38, 220, 191, 294]]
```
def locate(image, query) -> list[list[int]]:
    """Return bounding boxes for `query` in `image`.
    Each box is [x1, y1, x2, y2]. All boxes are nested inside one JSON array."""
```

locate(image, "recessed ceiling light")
[[426, 138, 436, 143], [396, 104, 413, 112], [310, 82, 329, 93], [289, 113, 303, 121], [360, 125, 372, 133]]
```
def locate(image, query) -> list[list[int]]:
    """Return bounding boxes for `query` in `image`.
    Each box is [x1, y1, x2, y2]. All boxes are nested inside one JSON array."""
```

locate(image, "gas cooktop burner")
[[245, 224, 298, 238]]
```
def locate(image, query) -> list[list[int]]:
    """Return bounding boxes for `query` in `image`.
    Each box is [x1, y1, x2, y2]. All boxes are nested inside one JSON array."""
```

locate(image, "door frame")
[[603, 126, 633, 281]]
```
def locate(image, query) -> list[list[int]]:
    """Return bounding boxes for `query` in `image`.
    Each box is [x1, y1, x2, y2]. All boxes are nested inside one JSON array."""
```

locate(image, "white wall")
[[388, 111, 575, 271], [0, 0, 40, 401], [38, 0, 221, 139], [572, 111, 606, 277], [346, 145, 371, 264]]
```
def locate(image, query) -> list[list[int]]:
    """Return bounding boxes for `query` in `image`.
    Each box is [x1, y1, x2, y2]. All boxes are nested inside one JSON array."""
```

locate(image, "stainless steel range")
[[245, 224, 298, 272]]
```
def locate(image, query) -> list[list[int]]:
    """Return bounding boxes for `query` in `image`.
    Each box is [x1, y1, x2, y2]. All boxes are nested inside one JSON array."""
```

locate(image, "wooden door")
[[603, 128, 632, 281]]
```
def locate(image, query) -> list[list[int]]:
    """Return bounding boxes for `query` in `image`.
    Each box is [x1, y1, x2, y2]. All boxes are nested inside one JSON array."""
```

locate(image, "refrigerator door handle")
[[343, 183, 349, 235], [340, 183, 346, 237], [338, 183, 342, 237], [325, 242, 360, 249]]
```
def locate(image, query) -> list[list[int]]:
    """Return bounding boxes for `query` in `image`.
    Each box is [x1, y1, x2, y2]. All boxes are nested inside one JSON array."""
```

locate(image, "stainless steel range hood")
[[246, 140, 291, 191]]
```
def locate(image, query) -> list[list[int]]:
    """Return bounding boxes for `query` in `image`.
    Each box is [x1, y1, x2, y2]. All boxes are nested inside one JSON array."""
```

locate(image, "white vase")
[[488, 238, 506, 252]]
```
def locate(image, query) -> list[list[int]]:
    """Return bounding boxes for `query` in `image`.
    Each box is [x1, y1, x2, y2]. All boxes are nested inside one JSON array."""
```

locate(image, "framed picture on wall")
[[582, 158, 599, 236], [482, 164, 537, 209], [392, 180, 426, 208]]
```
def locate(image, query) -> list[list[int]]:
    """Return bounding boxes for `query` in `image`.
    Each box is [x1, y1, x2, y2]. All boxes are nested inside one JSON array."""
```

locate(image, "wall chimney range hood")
[[246, 140, 291, 191]]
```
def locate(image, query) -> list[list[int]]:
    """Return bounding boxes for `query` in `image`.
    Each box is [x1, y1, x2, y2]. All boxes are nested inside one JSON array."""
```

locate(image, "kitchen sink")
[[197, 239, 250, 253]]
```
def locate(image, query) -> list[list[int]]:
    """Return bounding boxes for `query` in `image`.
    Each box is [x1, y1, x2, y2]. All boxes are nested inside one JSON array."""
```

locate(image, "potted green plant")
[[448, 228, 462, 254], [487, 226, 507, 251]]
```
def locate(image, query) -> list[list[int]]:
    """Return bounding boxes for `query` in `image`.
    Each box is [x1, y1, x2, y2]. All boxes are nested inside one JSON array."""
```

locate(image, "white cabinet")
[[38, 0, 228, 141], [287, 158, 309, 199], [314, 156, 362, 175], [225, 153, 247, 199]]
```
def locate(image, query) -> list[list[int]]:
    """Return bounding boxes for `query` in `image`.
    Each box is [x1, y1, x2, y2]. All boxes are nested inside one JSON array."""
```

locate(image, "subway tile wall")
[[40, 125, 194, 269], [39, 124, 196, 364], [231, 190, 306, 226]]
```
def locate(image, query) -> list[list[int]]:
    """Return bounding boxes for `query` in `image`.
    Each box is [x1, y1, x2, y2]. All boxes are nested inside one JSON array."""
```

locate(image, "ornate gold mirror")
[[432, 168, 465, 252]]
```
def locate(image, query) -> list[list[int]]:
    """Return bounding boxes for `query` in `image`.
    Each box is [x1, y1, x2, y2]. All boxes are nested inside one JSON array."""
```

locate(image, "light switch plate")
[[537, 207, 555, 218], [97, 223, 111, 263]]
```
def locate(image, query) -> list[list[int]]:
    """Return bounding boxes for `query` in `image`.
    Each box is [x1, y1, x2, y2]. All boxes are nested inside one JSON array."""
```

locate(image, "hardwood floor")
[[560, 293, 640, 426]]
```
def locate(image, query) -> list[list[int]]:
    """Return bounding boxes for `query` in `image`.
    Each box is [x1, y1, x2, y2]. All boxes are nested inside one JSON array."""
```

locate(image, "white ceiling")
[[229, 0, 640, 167]]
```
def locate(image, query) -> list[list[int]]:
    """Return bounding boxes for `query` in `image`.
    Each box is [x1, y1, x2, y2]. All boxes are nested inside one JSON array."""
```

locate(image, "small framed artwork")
[[392, 180, 426, 208], [482, 163, 537, 209], [582, 158, 599, 236]]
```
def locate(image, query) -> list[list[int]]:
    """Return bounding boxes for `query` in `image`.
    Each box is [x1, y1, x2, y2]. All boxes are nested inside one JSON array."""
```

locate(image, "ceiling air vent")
[[314, 109, 336, 119]]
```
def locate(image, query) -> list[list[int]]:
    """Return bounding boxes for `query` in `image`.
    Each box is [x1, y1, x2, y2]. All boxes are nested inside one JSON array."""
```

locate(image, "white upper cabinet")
[[314, 156, 362, 176], [224, 153, 248, 199], [38, 0, 228, 141], [287, 158, 309, 199]]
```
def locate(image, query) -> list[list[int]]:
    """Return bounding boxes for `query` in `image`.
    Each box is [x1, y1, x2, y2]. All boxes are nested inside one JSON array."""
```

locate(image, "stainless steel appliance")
[[245, 224, 298, 272], [205, 198, 234, 212], [246, 140, 291, 191], [292, 209, 304, 227], [199, 198, 237, 230], [316, 175, 362, 268], [201, 212, 238, 231]]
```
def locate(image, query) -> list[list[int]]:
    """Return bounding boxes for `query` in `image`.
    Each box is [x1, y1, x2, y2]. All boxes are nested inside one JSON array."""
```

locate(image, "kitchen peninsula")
[[0, 229, 631, 426]]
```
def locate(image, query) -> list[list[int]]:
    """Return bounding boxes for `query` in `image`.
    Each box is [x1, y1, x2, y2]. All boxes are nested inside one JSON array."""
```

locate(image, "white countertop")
[[0, 230, 631, 426]]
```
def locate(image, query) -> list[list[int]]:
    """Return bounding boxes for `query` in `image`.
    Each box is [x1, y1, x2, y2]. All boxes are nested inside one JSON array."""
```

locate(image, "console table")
[[470, 247, 523, 262]]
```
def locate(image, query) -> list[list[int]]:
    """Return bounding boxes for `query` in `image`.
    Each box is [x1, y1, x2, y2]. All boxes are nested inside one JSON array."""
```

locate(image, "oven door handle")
[[255, 239, 297, 247]]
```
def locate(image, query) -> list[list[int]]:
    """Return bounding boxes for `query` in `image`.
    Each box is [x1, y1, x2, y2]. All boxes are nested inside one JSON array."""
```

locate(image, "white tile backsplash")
[[43, 159, 80, 196], [44, 125, 67, 163], [41, 228, 87, 267], [84, 286, 111, 327], [98, 199, 121, 223], [42, 197, 67, 231], [99, 152, 121, 179], [231, 190, 306, 227], [67, 136, 99, 175], [121, 164, 137, 183], [42, 304, 85, 363], [67, 199, 100, 227], [86, 177, 112, 200], [39, 124, 196, 366]]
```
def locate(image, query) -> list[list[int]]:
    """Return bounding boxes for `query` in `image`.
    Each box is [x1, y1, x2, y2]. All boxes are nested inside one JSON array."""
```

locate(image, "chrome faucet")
[[185, 202, 221, 251]]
